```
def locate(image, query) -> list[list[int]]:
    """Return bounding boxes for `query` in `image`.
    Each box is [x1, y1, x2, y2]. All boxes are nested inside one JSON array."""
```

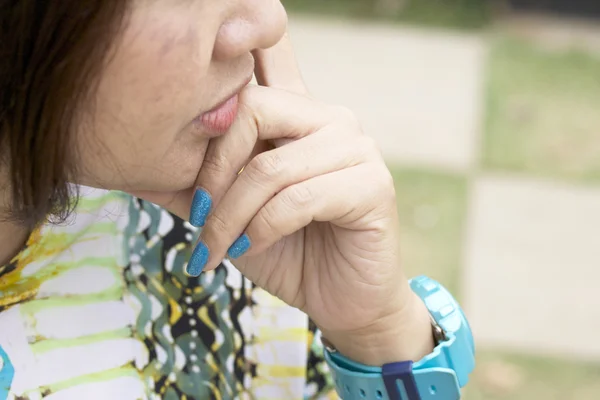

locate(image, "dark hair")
[[0, 1, 129, 228]]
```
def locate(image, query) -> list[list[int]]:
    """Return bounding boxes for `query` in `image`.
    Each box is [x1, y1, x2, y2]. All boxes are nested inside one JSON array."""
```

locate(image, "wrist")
[[321, 290, 434, 366]]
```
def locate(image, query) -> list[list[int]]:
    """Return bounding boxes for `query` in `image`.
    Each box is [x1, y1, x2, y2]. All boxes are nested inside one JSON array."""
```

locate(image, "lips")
[[196, 74, 253, 137], [198, 94, 239, 137]]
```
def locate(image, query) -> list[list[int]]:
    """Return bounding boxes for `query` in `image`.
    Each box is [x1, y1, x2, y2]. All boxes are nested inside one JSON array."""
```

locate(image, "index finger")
[[253, 31, 309, 95]]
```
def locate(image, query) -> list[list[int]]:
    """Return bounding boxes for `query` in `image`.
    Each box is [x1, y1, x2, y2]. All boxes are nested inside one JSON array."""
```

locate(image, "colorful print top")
[[0, 188, 337, 399]]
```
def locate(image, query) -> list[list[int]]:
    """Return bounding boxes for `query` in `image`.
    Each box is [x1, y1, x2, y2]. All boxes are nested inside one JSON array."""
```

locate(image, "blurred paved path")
[[498, 14, 600, 54], [288, 16, 487, 172], [464, 174, 600, 361]]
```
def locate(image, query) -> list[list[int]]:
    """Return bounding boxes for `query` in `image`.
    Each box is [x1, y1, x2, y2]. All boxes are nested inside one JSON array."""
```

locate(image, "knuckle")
[[356, 134, 381, 155], [201, 151, 231, 176], [245, 151, 285, 185], [283, 184, 315, 210], [238, 102, 258, 133], [360, 134, 378, 149], [238, 85, 260, 108], [239, 86, 266, 131], [206, 211, 229, 236], [373, 165, 396, 203], [255, 203, 281, 237], [330, 105, 361, 129]]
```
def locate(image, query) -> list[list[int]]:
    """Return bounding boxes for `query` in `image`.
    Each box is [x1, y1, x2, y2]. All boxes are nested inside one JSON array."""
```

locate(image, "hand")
[[133, 33, 433, 366]]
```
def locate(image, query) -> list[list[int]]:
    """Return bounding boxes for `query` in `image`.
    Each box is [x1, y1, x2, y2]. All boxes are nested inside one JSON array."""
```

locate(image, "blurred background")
[[282, 0, 600, 399]]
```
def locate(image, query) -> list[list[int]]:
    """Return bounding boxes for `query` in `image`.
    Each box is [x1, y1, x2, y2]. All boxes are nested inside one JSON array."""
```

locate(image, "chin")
[[103, 168, 198, 194], [141, 173, 198, 193], [138, 149, 207, 193], [85, 145, 208, 194]]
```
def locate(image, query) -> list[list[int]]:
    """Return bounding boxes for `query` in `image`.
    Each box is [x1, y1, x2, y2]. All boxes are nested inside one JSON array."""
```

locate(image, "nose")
[[213, 0, 287, 61]]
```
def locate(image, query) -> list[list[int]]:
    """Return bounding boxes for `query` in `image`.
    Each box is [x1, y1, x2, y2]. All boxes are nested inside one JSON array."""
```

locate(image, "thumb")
[[253, 31, 309, 96], [253, 31, 309, 149]]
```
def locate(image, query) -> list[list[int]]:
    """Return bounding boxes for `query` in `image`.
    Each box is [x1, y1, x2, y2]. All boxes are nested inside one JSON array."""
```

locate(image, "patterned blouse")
[[0, 188, 337, 399]]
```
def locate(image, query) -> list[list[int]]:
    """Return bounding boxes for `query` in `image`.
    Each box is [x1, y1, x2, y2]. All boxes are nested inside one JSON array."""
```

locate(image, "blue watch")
[[323, 276, 475, 400]]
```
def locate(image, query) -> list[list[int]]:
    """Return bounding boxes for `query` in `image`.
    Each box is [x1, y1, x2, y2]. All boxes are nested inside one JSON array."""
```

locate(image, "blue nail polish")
[[186, 242, 209, 277], [190, 189, 212, 227], [227, 234, 251, 259]]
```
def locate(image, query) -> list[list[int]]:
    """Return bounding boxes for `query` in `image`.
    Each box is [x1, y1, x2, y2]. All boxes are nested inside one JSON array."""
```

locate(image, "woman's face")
[[77, 0, 287, 192]]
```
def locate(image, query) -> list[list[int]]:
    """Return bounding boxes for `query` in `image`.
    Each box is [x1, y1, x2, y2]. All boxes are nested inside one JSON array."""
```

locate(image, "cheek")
[[82, 62, 204, 190], [73, 118, 210, 192], [98, 13, 206, 136], [76, 10, 213, 192]]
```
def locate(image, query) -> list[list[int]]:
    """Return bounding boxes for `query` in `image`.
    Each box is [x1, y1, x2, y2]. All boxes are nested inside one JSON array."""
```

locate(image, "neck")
[[0, 218, 29, 266], [0, 180, 30, 266]]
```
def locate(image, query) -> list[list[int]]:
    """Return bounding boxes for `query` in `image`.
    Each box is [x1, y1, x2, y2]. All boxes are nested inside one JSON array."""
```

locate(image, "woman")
[[0, 1, 473, 399]]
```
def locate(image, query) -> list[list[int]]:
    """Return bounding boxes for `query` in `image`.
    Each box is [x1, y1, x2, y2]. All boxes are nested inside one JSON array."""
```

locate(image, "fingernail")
[[227, 234, 251, 259], [190, 189, 212, 227], [186, 242, 209, 277]]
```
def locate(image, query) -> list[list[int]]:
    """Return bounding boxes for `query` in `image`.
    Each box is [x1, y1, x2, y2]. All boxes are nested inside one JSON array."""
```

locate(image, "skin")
[[0, 0, 433, 366]]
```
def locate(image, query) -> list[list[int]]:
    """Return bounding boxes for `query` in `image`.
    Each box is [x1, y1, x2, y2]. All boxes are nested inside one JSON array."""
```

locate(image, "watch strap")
[[325, 349, 460, 400], [409, 276, 475, 388], [323, 276, 475, 399]]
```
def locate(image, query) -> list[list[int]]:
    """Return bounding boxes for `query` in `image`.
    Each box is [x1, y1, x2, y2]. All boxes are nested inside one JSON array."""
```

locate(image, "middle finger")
[[186, 129, 374, 276]]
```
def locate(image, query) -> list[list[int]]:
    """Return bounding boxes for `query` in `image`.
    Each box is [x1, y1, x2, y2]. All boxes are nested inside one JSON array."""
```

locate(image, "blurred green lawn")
[[482, 35, 600, 182], [283, 0, 490, 29], [390, 167, 467, 297], [467, 351, 600, 399]]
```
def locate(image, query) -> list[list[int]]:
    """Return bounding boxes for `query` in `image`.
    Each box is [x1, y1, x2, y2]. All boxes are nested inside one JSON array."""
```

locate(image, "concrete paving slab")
[[464, 175, 600, 361], [288, 16, 486, 171]]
